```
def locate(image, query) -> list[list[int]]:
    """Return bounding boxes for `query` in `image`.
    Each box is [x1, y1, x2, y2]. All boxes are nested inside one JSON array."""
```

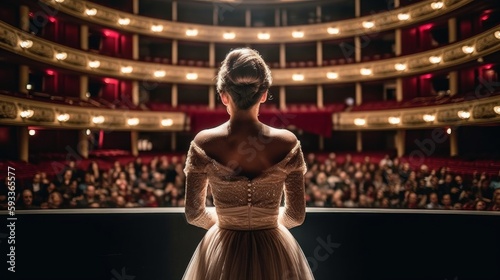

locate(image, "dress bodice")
[[184, 140, 307, 230]]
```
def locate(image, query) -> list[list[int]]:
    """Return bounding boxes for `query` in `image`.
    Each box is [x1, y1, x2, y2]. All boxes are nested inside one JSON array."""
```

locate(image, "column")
[[395, 29, 402, 56], [450, 130, 458, 156], [131, 131, 138, 157], [316, 5, 321, 23], [281, 9, 287, 26], [316, 85, 323, 109], [80, 75, 88, 100], [319, 136, 324, 151], [132, 34, 139, 60], [208, 86, 216, 109], [275, 8, 281, 26], [448, 18, 458, 96], [396, 78, 403, 101], [245, 9, 251, 27], [171, 132, 177, 151], [131, 81, 139, 106], [171, 84, 178, 107], [279, 86, 286, 110], [19, 5, 29, 31], [316, 41, 323, 66], [356, 131, 362, 152], [78, 130, 89, 159], [355, 82, 362, 105], [19, 65, 29, 94], [354, 36, 361, 63], [132, 0, 139, 14], [448, 72, 458, 96], [80, 25, 89, 50], [279, 43, 286, 68], [18, 127, 29, 162], [395, 129, 406, 157], [172, 40, 178, 65], [172, 1, 177, 21], [209, 42, 215, 67], [355, 0, 361, 17]]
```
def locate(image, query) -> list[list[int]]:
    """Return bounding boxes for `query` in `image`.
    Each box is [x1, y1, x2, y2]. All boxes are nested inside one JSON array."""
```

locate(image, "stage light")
[[161, 119, 173, 127], [360, 68, 372, 76], [154, 70, 166, 78], [29, 129, 36, 136], [462, 46, 474, 54], [186, 73, 198, 80], [127, 118, 139, 126], [151, 25, 163, 32], [57, 113, 70, 122], [362, 21, 375, 29], [85, 8, 97, 16], [223, 32, 235, 39], [388, 117, 401, 125], [292, 74, 304, 81], [118, 18, 130, 26], [429, 56, 442, 64], [20, 110, 34, 118], [423, 114, 436, 122], [431, 1, 444, 10], [20, 40, 33, 49], [494, 106, 500, 115], [457, 110, 470, 119], [92, 115, 105, 124], [121, 66, 133, 74], [326, 72, 338, 79], [397, 13, 410, 21], [257, 32, 270, 40], [394, 63, 407, 71], [354, 118, 366, 126], [55, 52, 67, 60], [186, 29, 198, 36], [327, 27, 340, 35], [292, 31, 304, 38], [88, 60, 100, 68]]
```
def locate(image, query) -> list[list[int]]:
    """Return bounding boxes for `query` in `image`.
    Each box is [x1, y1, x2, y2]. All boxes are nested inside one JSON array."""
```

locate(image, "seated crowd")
[[1, 152, 499, 211]]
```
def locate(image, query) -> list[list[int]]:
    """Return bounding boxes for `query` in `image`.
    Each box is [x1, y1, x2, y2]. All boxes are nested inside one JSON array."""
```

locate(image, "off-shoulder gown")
[[182, 140, 315, 280]]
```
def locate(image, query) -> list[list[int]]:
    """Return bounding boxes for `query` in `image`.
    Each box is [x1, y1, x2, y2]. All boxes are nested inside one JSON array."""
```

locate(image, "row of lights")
[[20, 110, 175, 126], [75, 1, 450, 40]]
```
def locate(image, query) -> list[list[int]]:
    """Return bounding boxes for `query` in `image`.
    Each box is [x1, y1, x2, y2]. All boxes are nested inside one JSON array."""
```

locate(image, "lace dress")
[[182, 140, 315, 280]]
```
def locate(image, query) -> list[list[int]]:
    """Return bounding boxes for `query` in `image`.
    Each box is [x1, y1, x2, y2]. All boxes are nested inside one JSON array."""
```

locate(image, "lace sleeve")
[[279, 143, 307, 229], [184, 142, 217, 230]]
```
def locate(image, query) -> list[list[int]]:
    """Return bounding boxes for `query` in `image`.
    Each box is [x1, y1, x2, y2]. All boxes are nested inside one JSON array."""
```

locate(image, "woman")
[[183, 48, 314, 280]]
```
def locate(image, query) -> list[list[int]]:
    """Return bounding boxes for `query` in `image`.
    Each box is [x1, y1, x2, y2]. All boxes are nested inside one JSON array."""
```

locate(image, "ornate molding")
[[0, 95, 186, 131], [1, 21, 499, 86], [334, 95, 500, 130], [39, 0, 473, 43]]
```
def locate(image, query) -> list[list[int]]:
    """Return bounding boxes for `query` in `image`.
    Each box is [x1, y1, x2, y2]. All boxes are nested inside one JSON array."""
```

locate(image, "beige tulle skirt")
[[182, 224, 315, 280]]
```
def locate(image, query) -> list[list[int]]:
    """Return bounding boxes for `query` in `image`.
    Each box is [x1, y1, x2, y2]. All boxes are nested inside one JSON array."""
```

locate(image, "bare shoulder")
[[265, 126, 298, 151], [192, 124, 227, 147]]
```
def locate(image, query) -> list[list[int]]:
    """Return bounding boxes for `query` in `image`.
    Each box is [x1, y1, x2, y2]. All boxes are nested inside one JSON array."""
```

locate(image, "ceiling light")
[[292, 74, 304, 81], [154, 70, 166, 78], [88, 60, 100, 68], [462, 45, 474, 54], [292, 31, 304, 38], [20, 109, 34, 118], [423, 114, 436, 122], [326, 72, 338, 79], [20, 40, 33, 49], [186, 29, 198, 36], [494, 105, 500, 115], [151, 24, 163, 32], [161, 119, 173, 127], [257, 32, 270, 40], [186, 73, 198, 80], [360, 68, 372, 76], [92, 115, 104, 124], [118, 18, 130, 25], [429, 56, 442, 64], [388, 117, 401, 125], [127, 118, 139, 126], [57, 113, 70, 122], [327, 27, 340, 34], [431, 1, 444, 10], [29, 129, 36, 136], [495, 31, 500, 39], [354, 118, 366, 126], [457, 110, 470, 119], [223, 32, 235, 39], [121, 66, 133, 74], [394, 63, 407, 71], [55, 52, 67, 60], [85, 8, 97, 16], [397, 13, 410, 21], [362, 21, 375, 29]]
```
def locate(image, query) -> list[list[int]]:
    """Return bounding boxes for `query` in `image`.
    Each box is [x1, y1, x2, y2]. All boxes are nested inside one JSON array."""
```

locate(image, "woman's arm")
[[184, 172, 217, 230], [279, 170, 306, 229]]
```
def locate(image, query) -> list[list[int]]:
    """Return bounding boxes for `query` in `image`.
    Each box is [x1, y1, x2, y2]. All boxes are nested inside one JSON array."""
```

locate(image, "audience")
[[0, 153, 499, 211]]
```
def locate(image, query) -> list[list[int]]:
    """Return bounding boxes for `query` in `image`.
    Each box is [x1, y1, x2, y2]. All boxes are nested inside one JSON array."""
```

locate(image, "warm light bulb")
[[118, 18, 130, 26], [85, 8, 97, 16], [327, 27, 340, 35], [85, 129, 91, 135], [431, 1, 444, 10], [326, 72, 339, 79], [362, 21, 375, 29], [20, 40, 33, 49], [151, 25, 163, 32], [423, 114, 436, 122], [360, 68, 372, 76], [121, 66, 133, 74], [55, 52, 67, 60], [161, 119, 173, 127], [88, 60, 100, 68], [462, 45, 474, 54], [495, 31, 500, 39], [394, 63, 407, 71], [397, 13, 410, 21], [20, 109, 34, 118], [186, 29, 198, 36], [223, 32, 235, 39], [186, 73, 198, 80], [29, 129, 36, 136], [57, 113, 70, 122], [292, 74, 304, 81], [154, 70, 166, 78], [429, 56, 442, 64], [92, 115, 105, 124], [257, 32, 270, 40], [127, 118, 139, 126], [388, 117, 401, 125], [494, 106, 500, 115], [457, 110, 471, 119], [292, 31, 304, 38], [354, 118, 366, 126]]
